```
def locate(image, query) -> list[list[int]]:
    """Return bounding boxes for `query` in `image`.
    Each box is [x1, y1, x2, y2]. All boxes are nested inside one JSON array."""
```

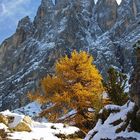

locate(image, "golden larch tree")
[[29, 51, 104, 130]]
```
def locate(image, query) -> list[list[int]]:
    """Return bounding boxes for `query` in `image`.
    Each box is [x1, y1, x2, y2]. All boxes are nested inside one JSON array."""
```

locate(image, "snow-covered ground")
[[13, 101, 42, 117], [0, 110, 81, 140], [2, 101, 140, 140], [85, 101, 140, 140], [9, 122, 80, 140]]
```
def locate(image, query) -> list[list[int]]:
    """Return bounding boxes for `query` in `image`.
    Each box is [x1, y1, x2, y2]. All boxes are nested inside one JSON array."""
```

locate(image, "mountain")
[[0, 0, 140, 111]]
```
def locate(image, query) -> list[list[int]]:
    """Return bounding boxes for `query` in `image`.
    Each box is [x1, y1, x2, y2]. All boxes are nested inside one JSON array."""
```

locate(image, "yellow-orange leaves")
[[30, 51, 104, 125]]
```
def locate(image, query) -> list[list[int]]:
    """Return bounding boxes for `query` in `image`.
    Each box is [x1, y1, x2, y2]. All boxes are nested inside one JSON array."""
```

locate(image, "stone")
[[0, 129, 8, 139], [8, 115, 32, 132], [23, 116, 32, 126], [95, 0, 118, 32], [12, 121, 31, 132], [0, 114, 8, 125]]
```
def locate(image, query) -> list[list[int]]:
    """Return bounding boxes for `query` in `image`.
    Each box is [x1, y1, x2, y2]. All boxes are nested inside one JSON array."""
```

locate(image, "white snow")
[[125, 74, 131, 93], [94, 0, 98, 4], [102, 92, 109, 99], [58, 110, 77, 122], [13, 102, 42, 117], [0, 110, 80, 140], [57, 17, 67, 33], [88, 108, 94, 112], [0, 123, 8, 130], [116, 0, 122, 5], [104, 104, 120, 111], [52, 0, 56, 5], [9, 122, 79, 140], [9, 131, 59, 140], [94, 0, 122, 5], [1, 110, 24, 128], [85, 101, 140, 140], [8, 120, 79, 140]]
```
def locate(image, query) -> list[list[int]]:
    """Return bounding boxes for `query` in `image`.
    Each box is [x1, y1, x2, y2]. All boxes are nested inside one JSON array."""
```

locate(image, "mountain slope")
[[0, 0, 140, 110]]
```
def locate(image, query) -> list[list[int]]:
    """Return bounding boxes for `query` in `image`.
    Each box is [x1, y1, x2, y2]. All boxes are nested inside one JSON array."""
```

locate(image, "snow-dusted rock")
[[0, 110, 84, 140], [4, 110, 85, 139], [85, 101, 140, 140], [0, 123, 9, 139], [0, 0, 140, 110], [0, 110, 32, 132], [13, 101, 42, 117]]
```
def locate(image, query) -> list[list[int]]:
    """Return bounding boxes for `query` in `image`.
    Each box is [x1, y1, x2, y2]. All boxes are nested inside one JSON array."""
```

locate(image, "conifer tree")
[[104, 67, 128, 105]]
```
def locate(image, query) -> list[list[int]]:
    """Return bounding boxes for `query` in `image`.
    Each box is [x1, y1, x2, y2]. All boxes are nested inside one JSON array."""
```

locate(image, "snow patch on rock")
[[85, 101, 140, 140], [0, 110, 81, 140], [1, 110, 24, 128], [94, 0, 122, 5], [13, 102, 42, 117]]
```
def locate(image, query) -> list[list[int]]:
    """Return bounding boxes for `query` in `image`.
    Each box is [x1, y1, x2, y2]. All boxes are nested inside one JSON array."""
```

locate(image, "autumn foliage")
[[29, 51, 104, 129]]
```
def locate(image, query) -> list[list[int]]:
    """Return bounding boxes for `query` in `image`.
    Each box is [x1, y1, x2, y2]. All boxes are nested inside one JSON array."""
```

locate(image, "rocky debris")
[[1, 0, 140, 110]]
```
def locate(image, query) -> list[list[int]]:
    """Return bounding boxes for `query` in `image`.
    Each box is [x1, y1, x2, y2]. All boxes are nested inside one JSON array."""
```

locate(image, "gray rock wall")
[[130, 41, 140, 108], [0, 0, 140, 110]]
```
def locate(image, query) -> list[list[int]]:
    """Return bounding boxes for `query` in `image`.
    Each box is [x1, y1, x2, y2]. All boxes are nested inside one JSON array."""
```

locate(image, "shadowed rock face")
[[95, 0, 118, 32], [0, 0, 140, 110], [130, 41, 140, 108]]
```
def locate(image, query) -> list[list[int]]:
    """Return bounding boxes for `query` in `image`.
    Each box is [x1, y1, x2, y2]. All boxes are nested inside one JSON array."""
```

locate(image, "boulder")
[[0, 129, 8, 139], [0, 110, 32, 132], [13, 121, 31, 132], [10, 116, 32, 132], [0, 123, 9, 139], [0, 114, 8, 125], [23, 116, 32, 126]]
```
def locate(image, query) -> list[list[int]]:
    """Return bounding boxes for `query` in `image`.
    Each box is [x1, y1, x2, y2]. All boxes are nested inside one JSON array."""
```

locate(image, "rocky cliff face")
[[0, 0, 140, 110], [130, 41, 140, 109], [95, 0, 118, 32]]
